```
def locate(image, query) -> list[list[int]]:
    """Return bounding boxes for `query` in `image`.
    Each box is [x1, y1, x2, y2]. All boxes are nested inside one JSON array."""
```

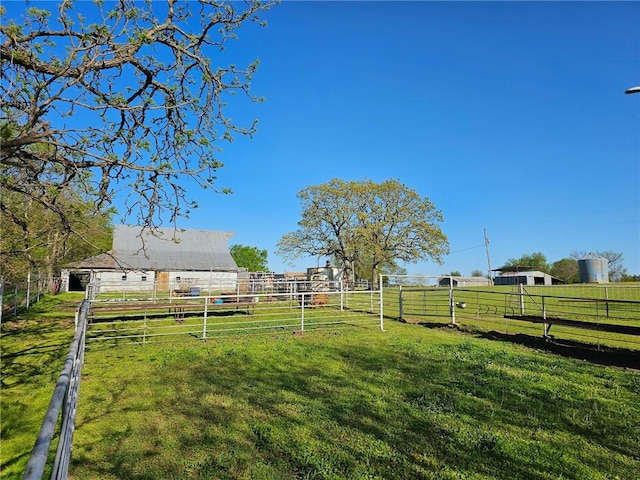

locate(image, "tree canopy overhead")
[[276, 178, 449, 284], [1, 0, 276, 233]]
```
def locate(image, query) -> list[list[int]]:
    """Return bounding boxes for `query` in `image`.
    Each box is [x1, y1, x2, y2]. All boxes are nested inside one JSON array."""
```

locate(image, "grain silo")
[[578, 255, 609, 283]]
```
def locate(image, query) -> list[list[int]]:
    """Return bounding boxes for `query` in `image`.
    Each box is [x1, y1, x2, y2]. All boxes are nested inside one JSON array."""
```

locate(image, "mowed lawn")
[[3, 294, 640, 480], [72, 326, 640, 479]]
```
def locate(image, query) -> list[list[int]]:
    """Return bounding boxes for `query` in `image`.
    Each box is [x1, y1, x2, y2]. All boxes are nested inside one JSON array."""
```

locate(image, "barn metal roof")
[[71, 226, 239, 272]]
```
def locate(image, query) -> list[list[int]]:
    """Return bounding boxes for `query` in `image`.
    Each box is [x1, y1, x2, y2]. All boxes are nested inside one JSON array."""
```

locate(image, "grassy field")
[[383, 285, 640, 351], [1, 293, 84, 479], [2, 293, 640, 479]]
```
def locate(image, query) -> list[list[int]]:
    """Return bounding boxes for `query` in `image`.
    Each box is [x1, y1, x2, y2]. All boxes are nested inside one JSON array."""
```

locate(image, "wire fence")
[[1, 275, 59, 322], [381, 280, 640, 351]]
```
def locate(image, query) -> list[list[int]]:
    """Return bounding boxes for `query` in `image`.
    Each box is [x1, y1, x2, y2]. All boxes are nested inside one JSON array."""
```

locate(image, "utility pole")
[[484, 229, 493, 285]]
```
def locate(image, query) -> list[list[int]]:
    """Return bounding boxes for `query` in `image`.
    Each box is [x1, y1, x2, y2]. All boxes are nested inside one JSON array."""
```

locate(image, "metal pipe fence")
[[86, 289, 383, 347], [383, 283, 640, 351], [22, 300, 89, 480]]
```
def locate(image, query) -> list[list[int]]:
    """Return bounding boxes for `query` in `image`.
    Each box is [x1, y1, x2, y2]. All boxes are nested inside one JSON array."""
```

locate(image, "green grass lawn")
[[3, 294, 640, 480], [1, 293, 84, 479], [73, 328, 640, 479]]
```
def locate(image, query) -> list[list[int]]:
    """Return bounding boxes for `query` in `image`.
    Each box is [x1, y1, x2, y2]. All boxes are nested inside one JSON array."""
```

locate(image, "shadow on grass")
[[415, 321, 640, 370], [68, 325, 640, 480]]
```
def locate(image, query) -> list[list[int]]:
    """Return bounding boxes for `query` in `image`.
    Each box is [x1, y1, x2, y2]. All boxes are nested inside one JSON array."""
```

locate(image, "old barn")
[[62, 226, 240, 293]]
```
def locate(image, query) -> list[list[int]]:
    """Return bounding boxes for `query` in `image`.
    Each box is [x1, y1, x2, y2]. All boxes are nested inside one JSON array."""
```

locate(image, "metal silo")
[[578, 255, 609, 283]]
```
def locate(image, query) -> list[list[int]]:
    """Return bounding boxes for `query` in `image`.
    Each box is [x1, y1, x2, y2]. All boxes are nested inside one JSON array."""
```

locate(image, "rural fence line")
[[1, 275, 58, 322], [22, 300, 88, 480], [86, 289, 384, 347], [382, 283, 640, 350]]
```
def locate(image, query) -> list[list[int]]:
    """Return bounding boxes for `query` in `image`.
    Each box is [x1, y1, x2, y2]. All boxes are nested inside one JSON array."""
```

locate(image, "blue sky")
[[182, 1, 639, 276], [9, 1, 638, 275]]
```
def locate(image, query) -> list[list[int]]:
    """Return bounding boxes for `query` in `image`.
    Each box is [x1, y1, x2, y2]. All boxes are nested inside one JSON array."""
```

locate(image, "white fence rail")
[[87, 289, 383, 347]]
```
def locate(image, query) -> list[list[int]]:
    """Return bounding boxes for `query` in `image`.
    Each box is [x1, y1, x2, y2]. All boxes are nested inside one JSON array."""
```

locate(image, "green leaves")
[[230, 244, 269, 272], [277, 178, 449, 284], [1, 0, 277, 237]]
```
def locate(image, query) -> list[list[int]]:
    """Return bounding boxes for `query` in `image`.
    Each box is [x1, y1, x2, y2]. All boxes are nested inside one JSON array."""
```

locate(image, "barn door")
[[157, 271, 169, 291]]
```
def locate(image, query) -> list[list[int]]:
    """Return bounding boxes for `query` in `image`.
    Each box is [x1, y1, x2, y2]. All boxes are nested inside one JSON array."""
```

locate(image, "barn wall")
[[88, 270, 238, 293]]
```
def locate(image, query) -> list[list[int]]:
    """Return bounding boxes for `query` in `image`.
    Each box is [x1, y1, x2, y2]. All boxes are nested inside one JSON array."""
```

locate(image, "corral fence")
[[86, 286, 383, 347], [84, 276, 363, 302], [381, 275, 640, 351], [23, 301, 88, 480]]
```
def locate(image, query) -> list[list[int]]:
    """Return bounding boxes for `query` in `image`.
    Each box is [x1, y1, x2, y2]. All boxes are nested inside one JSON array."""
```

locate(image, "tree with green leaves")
[[230, 244, 269, 272], [1, 187, 112, 284], [502, 252, 549, 272], [276, 178, 449, 285], [549, 258, 579, 284], [1, 0, 275, 240]]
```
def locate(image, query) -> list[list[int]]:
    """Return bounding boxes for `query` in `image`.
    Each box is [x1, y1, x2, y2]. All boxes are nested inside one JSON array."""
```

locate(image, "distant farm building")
[[493, 268, 562, 286], [62, 225, 240, 293], [438, 276, 491, 287]]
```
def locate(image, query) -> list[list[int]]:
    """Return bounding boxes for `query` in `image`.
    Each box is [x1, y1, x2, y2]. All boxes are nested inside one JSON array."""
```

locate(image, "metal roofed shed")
[[492, 266, 563, 286], [62, 226, 240, 293], [438, 276, 491, 287]]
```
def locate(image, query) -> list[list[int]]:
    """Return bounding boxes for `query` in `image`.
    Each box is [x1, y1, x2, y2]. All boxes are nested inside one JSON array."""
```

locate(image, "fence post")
[[203, 296, 208, 340], [26, 271, 31, 310], [301, 294, 305, 333], [0, 280, 4, 325], [519, 284, 525, 315], [379, 274, 384, 331], [398, 285, 403, 321], [449, 281, 456, 325]]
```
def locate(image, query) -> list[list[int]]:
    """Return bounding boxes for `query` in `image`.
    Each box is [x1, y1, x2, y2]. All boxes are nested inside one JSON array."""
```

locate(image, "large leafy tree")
[[230, 244, 268, 272], [276, 178, 449, 285], [502, 252, 549, 272], [549, 258, 579, 283], [1, 0, 275, 238]]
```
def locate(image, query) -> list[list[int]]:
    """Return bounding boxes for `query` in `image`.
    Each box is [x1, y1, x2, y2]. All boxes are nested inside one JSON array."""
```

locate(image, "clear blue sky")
[[180, 1, 639, 276], [15, 0, 637, 275]]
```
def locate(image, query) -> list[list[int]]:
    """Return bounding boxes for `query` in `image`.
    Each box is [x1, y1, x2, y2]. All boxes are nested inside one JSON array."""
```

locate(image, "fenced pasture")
[[48, 311, 640, 479], [87, 289, 383, 347], [381, 280, 640, 351], [5, 283, 640, 479]]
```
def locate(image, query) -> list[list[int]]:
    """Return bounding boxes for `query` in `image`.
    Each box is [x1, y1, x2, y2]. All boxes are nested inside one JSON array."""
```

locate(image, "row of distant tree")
[[447, 251, 636, 283]]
